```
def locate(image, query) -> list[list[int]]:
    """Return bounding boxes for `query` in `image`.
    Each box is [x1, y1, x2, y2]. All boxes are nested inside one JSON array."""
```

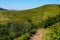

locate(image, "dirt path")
[[29, 30, 42, 40]]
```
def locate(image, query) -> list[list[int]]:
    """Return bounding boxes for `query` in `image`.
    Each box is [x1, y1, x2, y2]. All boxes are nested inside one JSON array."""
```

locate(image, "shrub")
[[44, 13, 60, 28]]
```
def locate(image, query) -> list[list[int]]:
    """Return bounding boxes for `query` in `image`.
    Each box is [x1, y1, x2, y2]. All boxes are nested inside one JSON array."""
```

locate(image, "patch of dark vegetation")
[[58, 5, 60, 8], [0, 8, 7, 10], [44, 13, 60, 28], [0, 19, 37, 40]]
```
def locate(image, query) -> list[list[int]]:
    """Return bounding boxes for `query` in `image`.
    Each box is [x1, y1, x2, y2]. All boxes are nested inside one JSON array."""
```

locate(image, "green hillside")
[[43, 22, 60, 40], [0, 4, 60, 40]]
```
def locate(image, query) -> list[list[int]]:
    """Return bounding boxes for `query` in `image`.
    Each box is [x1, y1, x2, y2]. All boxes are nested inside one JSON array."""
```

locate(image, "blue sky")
[[0, 0, 60, 10]]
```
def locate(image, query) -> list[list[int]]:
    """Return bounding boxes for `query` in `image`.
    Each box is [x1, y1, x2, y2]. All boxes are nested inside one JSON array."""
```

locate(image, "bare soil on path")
[[29, 30, 43, 40]]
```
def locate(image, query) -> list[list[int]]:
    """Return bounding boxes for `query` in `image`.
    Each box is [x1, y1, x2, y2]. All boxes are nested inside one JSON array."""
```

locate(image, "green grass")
[[42, 22, 60, 40], [14, 28, 37, 40], [0, 4, 60, 40]]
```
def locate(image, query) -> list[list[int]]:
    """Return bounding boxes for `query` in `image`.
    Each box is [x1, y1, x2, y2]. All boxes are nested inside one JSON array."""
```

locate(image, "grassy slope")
[[14, 4, 60, 40], [0, 4, 60, 40], [42, 22, 60, 40], [0, 4, 60, 25]]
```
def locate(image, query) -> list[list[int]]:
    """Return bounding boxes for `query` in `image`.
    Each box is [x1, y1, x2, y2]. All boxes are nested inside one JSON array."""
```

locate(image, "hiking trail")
[[29, 30, 43, 40]]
